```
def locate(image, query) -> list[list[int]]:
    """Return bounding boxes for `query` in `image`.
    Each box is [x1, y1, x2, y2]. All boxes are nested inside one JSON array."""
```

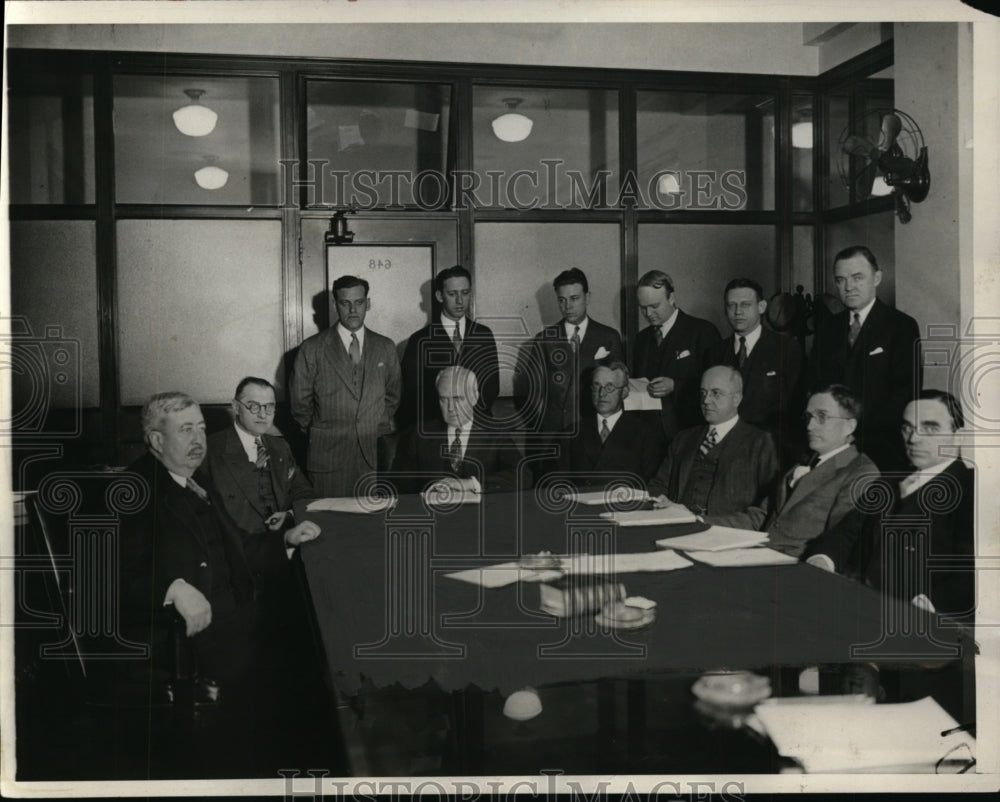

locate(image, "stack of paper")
[[754, 696, 976, 772], [444, 550, 693, 587], [622, 378, 662, 411], [306, 496, 396, 514], [600, 506, 698, 526], [688, 547, 796, 567], [563, 488, 649, 506], [655, 525, 768, 551]]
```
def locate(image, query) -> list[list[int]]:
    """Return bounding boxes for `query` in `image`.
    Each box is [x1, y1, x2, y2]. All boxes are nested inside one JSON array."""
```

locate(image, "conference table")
[[296, 488, 972, 774]]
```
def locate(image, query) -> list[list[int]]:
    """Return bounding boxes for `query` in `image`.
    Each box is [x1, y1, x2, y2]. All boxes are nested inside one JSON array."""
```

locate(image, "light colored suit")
[[708, 444, 878, 558], [290, 325, 401, 497]]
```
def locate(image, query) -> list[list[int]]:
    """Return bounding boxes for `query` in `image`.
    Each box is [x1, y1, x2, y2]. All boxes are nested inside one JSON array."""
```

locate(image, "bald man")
[[648, 365, 779, 517]]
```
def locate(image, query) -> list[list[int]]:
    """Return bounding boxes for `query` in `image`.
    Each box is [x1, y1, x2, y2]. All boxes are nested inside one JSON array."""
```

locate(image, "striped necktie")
[[699, 427, 718, 456], [254, 436, 269, 470], [186, 476, 210, 504], [449, 427, 463, 470]]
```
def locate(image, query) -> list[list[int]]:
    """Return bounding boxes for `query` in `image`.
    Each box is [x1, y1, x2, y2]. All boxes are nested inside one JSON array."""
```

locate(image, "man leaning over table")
[[647, 365, 778, 517], [804, 389, 975, 620], [707, 384, 877, 557], [392, 365, 523, 495]]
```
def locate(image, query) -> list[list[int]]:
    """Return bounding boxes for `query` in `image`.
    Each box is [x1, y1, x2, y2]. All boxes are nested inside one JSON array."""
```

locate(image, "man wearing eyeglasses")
[[553, 360, 661, 488], [648, 365, 778, 516], [707, 384, 877, 557], [805, 390, 974, 619]]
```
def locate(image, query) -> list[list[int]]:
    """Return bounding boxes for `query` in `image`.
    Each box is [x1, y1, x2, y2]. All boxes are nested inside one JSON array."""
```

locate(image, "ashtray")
[[539, 579, 624, 617], [691, 671, 771, 708], [594, 599, 656, 630], [520, 552, 562, 571]]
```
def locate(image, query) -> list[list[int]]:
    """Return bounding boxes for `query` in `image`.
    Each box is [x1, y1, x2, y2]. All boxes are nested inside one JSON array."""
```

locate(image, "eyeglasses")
[[591, 383, 626, 395], [235, 398, 276, 416], [900, 422, 946, 438], [935, 742, 976, 774], [802, 411, 851, 425], [699, 389, 733, 401]]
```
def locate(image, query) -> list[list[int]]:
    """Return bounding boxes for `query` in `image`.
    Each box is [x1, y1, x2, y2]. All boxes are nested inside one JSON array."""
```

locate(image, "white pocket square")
[[868, 347, 885, 356], [677, 350, 691, 359], [377, 361, 385, 367], [766, 370, 777, 377], [594, 346, 610, 359], [287, 467, 295, 480]]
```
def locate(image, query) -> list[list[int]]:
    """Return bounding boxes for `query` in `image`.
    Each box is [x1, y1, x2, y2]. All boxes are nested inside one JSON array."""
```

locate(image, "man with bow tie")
[[805, 390, 974, 619], [809, 245, 922, 471], [647, 365, 778, 517], [707, 385, 877, 557], [393, 366, 522, 495]]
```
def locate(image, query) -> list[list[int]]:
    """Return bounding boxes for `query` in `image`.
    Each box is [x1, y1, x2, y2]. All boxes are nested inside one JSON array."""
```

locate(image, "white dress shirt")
[[336, 322, 366, 352], [598, 408, 624, 436], [734, 323, 762, 356], [563, 316, 590, 342], [657, 308, 679, 341]]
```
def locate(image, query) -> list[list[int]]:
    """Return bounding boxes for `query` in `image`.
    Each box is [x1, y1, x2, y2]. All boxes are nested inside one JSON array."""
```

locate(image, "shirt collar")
[[233, 422, 260, 463], [709, 414, 739, 441], [659, 308, 679, 338], [814, 442, 852, 467], [336, 322, 365, 350], [564, 316, 590, 341], [851, 297, 877, 327], [167, 469, 189, 488], [440, 314, 466, 338], [900, 458, 956, 498], [598, 407, 624, 433], [736, 324, 763, 353]]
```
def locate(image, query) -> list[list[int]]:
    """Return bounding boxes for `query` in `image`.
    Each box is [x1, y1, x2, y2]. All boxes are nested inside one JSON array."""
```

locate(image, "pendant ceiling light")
[[194, 157, 228, 190], [173, 89, 218, 137], [491, 97, 533, 143]]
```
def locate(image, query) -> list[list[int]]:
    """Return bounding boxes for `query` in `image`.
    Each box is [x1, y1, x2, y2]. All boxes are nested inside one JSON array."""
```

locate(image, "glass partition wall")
[[7, 47, 892, 465]]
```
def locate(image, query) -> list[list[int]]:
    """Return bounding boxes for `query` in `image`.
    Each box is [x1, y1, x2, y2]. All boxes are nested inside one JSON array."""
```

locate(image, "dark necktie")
[[600, 418, 610, 444], [186, 476, 210, 504], [449, 427, 463, 471], [349, 332, 361, 365], [254, 436, 269, 470], [452, 322, 462, 355], [699, 426, 718, 456], [570, 325, 581, 353], [847, 312, 861, 348], [737, 336, 748, 369], [654, 326, 664, 347]]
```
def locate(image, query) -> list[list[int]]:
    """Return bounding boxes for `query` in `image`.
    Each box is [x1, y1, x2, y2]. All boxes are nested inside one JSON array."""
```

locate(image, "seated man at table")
[[393, 365, 523, 495], [648, 365, 778, 516], [553, 359, 662, 489], [707, 384, 878, 557], [804, 390, 975, 619]]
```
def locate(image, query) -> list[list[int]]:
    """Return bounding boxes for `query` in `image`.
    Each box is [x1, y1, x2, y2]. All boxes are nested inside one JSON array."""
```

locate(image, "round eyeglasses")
[[591, 383, 626, 395], [236, 398, 276, 416]]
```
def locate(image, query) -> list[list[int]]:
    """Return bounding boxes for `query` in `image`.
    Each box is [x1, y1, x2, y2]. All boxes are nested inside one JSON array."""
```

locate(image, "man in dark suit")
[[393, 366, 522, 495], [648, 366, 778, 517], [515, 267, 623, 436], [810, 245, 922, 471], [633, 269, 721, 443], [806, 390, 974, 619], [709, 384, 877, 557], [554, 360, 661, 488], [290, 275, 401, 498], [708, 277, 803, 464], [399, 264, 500, 430]]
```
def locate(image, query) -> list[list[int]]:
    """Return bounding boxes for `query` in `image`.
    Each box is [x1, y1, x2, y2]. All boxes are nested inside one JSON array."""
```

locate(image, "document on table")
[[445, 550, 692, 587], [306, 496, 396, 514], [622, 378, 662, 411], [600, 506, 698, 526], [421, 488, 482, 506], [754, 696, 975, 772], [445, 563, 561, 588], [656, 525, 768, 551], [686, 547, 797, 567], [563, 488, 649, 505]]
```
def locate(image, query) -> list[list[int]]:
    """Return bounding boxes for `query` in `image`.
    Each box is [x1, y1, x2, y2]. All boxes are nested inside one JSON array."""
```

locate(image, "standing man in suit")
[[399, 264, 500, 430], [708, 385, 877, 557], [393, 366, 522, 494], [290, 275, 401, 498], [806, 390, 974, 619], [709, 278, 803, 463], [554, 360, 661, 489], [633, 270, 721, 444], [810, 245, 922, 471], [648, 366, 778, 517]]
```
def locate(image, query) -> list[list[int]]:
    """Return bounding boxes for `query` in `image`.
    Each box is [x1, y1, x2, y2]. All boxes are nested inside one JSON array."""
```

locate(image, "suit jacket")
[[555, 412, 662, 488], [647, 418, 778, 516], [804, 460, 975, 618], [392, 418, 523, 494], [290, 325, 401, 473], [709, 445, 877, 558], [399, 318, 500, 428], [515, 318, 623, 434], [632, 310, 721, 441], [810, 298, 922, 470], [204, 425, 315, 535], [708, 326, 803, 439]]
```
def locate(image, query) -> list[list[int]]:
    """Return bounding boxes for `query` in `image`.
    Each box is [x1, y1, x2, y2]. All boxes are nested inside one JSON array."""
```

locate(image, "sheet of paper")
[[563, 550, 693, 574], [755, 696, 974, 773], [306, 496, 396, 514], [622, 378, 662, 411], [563, 488, 649, 505], [445, 563, 561, 588], [656, 525, 768, 551], [421, 489, 482, 505], [687, 547, 797, 567], [600, 506, 698, 526]]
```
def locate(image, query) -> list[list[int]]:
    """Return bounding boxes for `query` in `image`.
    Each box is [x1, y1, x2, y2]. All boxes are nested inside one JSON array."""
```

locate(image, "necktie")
[[737, 336, 748, 370], [452, 322, 462, 355], [449, 427, 463, 470], [847, 312, 861, 348], [186, 476, 210, 504], [600, 418, 610, 444], [570, 325, 581, 353], [654, 326, 664, 347], [349, 332, 361, 365], [254, 436, 269, 470], [699, 426, 718, 456]]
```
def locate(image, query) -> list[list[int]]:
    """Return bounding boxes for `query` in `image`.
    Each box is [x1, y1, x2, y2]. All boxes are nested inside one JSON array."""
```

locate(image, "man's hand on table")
[[651, 494, 677, 509], [428, 476, 481, 495], [165, 579, 212, 636], [285, 520, 321, 547]]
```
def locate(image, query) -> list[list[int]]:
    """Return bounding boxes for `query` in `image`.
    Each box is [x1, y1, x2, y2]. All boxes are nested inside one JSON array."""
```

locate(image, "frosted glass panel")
[[474, 223, 622, 396], [9, 221, 100, 407], [637, 225, 776, 335], [824, 210, 895, 306], [117, 220, 283, 404]]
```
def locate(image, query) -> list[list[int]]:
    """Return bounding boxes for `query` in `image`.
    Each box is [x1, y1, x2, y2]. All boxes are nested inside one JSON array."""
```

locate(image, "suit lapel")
[[221, 427, 270, 518], [678, 424, 707, 492], [326, 327, 360, 399]]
